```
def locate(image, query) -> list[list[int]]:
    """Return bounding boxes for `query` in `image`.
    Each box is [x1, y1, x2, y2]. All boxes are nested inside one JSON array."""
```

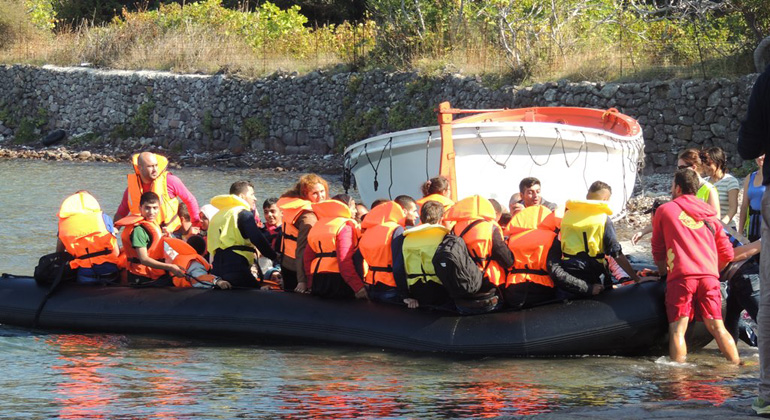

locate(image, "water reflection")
[[49, 335, 118, 419]]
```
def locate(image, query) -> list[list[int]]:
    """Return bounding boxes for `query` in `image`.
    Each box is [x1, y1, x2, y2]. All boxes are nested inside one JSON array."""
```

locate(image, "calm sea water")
[[0, 158, 760, 418]]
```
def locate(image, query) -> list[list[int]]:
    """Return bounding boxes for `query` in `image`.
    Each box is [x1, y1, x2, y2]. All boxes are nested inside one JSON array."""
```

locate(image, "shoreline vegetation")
[[1, 0, 767, 84]]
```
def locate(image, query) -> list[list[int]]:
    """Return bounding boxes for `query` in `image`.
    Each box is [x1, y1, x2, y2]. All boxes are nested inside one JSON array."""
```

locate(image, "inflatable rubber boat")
[[0, 274, 711, 356]]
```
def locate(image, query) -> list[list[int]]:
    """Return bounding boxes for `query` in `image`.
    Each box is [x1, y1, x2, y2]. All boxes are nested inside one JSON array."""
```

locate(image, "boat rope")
[[556, 128, 587, 168], [364, 138, 392, 192], [476, 126, 521, 169], [425, 131, 433, 181], [525, 128, 559, 167], [388, 136, 394, 198]]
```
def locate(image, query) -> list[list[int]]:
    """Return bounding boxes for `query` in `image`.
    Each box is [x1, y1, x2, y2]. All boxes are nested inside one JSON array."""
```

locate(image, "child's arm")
[[614, 253, 641, 282], [136, 246, 185, 278]]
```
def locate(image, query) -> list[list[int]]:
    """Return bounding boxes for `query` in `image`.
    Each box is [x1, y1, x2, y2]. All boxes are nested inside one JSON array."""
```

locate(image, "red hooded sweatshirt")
[[651, 194, 733, 280]]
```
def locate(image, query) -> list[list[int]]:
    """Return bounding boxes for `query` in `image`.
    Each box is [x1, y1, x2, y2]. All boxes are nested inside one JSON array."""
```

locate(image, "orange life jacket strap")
[[368, 265, 393, 273]]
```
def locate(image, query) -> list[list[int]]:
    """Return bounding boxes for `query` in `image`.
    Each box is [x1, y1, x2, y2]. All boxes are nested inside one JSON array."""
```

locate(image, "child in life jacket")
[[117, 192, 187, 287], [258, 197, 283, 284]]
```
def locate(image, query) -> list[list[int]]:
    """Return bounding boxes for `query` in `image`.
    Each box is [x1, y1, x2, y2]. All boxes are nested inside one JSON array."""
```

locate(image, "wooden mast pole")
[[438, 101, 458, 201]]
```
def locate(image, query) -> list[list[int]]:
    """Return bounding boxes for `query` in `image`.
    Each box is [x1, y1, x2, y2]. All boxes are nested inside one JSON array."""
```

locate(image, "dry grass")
[[0, 3, 752, 83]]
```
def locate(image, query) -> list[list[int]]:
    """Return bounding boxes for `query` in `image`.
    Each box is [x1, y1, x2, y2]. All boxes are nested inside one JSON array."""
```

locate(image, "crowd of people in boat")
[[50, 146, 762, 364]]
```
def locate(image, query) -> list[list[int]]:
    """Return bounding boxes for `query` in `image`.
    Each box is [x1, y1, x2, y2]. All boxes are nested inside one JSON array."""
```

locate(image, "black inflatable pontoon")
[[0, 274, 710, 356]]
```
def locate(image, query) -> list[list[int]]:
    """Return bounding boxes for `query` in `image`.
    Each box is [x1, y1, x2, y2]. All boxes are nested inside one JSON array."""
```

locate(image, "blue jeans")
[[366, 287, 403, 305]]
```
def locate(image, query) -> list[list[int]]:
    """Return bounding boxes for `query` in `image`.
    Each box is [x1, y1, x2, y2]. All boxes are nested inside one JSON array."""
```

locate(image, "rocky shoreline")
[[0, 142, 346, 174]]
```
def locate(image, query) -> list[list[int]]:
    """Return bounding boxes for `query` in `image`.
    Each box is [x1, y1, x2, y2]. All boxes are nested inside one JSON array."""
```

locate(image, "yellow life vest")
[[57, 191, 120, 269], [402, 223, 449, 287], [207, 194, 255, 264], [697, 182, 715, 202], [126, 153, 180, 232], [307, 200, 360, 275], [560, 199, 612, 260]]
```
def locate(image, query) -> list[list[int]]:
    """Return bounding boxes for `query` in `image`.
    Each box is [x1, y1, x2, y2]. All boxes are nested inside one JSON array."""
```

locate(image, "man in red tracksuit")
[[652, 169, 740, 364]]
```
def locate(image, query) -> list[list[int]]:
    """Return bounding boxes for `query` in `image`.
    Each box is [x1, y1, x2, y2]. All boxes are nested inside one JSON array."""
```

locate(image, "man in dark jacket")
[[738, 63, 770, 415]]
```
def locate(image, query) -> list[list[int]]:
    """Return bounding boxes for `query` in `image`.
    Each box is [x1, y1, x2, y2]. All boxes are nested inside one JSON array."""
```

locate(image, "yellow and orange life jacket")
[[57, 191, 120, 270], [358, 201, 405, 288], [126, 153, 181, 232], [307, 200, 360, 275]]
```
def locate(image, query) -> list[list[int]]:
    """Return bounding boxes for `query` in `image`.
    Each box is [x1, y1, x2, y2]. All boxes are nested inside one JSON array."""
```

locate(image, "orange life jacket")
[[358, 201, 405, 288], [506, 228, 556, 288], [505, 205, 552, 235], [126, 153, 181, 232], [57, 191, 120, 269], [163, 237, 212, 287], [116, 215, 167, 280], [307, 200, 360, 275], [444, 195, 506, 286], [277, 197, 313, 262], [416, 193, 455, 212]]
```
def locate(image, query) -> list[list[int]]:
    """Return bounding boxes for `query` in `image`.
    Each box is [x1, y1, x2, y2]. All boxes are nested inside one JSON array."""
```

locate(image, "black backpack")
[[34, 252, 76, 286], [432, 220, 484, 299]]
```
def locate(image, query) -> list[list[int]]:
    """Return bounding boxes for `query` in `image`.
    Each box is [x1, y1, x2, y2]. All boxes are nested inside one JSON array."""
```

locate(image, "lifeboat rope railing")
[[363, 137, 393, 193], [425, 131, 433, 181], [475, 126, 521, 169]]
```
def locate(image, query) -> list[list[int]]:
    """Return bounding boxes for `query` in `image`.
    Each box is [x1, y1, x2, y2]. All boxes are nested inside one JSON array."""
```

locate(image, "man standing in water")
[[737, 63, 770, 415], [651, 169, 739, 365]]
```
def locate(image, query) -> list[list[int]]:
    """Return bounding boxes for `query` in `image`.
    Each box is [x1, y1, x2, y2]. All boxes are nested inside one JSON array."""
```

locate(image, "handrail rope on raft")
[[364, 137, 393, 192], [425, 131, 433, 181], [388, 136, 394, 199], [475, 126, 522, 169]]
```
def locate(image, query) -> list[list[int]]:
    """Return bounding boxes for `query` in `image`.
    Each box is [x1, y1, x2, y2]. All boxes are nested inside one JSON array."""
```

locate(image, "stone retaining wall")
[[0, 64, 759, 173]]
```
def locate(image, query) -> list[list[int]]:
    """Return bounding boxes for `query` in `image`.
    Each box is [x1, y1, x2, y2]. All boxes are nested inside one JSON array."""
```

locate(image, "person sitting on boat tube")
[[303, 196, 368, 300], [258, 197, 283, 283], [114, 152, 200, 236], [353, 200, 407, 305], [208, 180, 277, 289], [115, 191, 186, 287], [557, 181, 640, 299], [393, 201, 453, 310], [56, 191, 121, 284], [509, 177, 558, 217], [416, 176, 455, 213], [279, 173, 328, 293], [443, 195, 514, 303]]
